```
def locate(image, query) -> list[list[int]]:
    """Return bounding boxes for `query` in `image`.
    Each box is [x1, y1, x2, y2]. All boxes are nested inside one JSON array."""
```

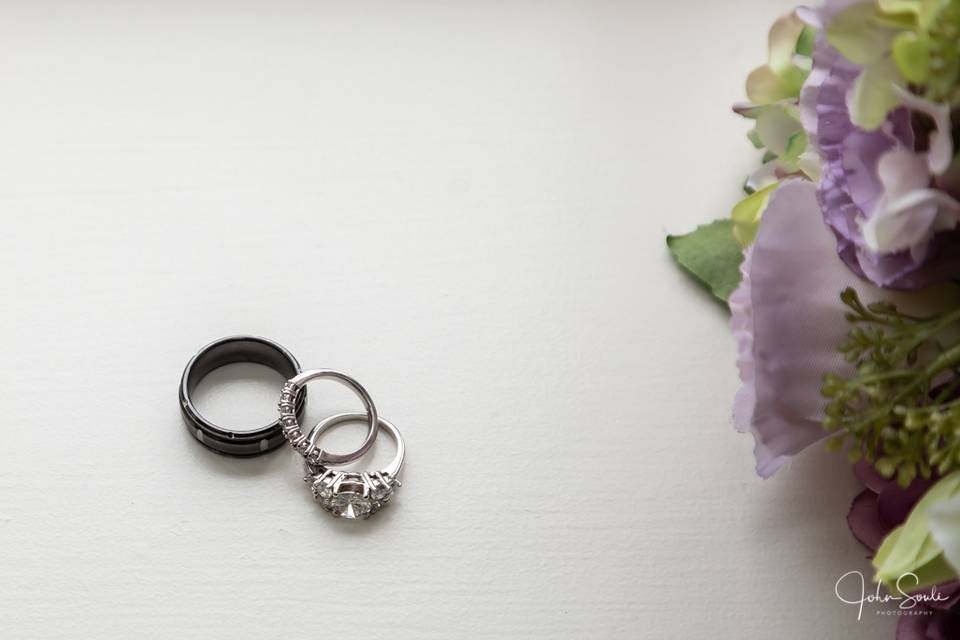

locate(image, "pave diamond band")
[[304, 412, 405, 520], [278, 369, 379, 466]]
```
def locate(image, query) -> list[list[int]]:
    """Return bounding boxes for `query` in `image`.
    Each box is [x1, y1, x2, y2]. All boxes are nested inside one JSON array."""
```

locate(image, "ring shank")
[[307, 412, 404, 478], [280, 370, 379, 466], [180, 335, 306, 457]]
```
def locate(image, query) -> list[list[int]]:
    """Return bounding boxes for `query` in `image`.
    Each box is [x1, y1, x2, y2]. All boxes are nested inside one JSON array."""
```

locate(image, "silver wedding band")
[[278, 369, 379, 466]]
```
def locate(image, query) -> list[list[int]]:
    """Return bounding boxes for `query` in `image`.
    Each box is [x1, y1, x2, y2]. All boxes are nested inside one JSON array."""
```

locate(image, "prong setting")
[[297, 411, 405, 521], [304, 467, 398, 519]]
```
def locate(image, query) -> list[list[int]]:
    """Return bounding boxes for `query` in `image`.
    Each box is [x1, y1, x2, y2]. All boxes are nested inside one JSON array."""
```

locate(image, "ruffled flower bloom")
[[728, 178, 950, 475], [800, 5, 960, 289]]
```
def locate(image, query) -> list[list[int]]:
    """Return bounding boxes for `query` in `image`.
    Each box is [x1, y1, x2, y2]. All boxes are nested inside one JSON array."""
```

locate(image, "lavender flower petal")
[[730, 179, 874, 476]]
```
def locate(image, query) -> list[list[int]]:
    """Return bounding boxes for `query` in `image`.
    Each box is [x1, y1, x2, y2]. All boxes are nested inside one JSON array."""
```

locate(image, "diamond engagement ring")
[[304, 412, 405, 520]]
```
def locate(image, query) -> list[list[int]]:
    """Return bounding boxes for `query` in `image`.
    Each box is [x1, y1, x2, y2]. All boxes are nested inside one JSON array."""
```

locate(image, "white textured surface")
[[0, 2, 891, 638]]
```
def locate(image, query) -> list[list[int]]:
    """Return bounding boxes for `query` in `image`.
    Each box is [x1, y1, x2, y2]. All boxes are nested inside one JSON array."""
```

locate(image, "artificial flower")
[[849, 461, 936, 552], [744, 11, 812, 105], [823, 1, 911, 130], [730, 183, 778, 246], [860, 148, 960, 261], [874, 472, 960, 592], [801, 13, 960, 288], [730, 179, 881, 476], [730, 12, 819, 245], [847, 462, 960, 639], [883, 0, 960, 104], [666, 5, 960, 631]]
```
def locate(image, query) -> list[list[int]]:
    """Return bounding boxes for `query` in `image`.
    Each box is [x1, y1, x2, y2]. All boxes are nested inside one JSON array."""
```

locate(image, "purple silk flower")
[[730, 179, 882, 476], [800, 24, 960, 289]]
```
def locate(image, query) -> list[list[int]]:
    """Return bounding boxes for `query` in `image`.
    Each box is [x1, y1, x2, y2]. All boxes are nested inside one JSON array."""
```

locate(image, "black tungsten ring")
[[179, 335, 307, 456]]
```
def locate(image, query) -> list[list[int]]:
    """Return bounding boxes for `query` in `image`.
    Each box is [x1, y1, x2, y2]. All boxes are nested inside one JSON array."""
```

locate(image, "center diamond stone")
[[328, 490, 373, 519]]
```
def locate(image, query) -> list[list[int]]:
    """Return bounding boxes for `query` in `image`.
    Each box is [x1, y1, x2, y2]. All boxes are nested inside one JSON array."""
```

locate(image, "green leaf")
[[666, 220, 744, 302]]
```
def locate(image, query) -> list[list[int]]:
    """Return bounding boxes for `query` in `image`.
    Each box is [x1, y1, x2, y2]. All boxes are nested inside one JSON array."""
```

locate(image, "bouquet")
[[667, 2, 960, 635]]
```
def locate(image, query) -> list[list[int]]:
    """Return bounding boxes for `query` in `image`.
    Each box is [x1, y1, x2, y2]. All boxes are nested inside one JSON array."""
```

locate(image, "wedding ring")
[[278, 370, 379, 466], [303, 412, 405, 519], [180, 335, 306, 456]]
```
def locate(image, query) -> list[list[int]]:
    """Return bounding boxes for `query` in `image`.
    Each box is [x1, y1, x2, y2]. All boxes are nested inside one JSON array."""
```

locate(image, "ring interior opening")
[[309, 418, 395, 471], [187, 338, 301, 434], [192, 364, 286, 432]]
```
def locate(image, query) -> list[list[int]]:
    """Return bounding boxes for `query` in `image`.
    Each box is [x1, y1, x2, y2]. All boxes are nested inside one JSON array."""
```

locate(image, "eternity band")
[[278, 369, 379, 466]]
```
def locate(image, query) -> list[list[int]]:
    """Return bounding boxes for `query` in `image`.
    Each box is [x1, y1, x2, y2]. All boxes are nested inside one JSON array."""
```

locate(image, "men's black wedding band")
[[179, 335, 306, 457]]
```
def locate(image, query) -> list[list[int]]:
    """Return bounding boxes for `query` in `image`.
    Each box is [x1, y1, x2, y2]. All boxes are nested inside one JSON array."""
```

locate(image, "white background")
[[0, 1, 892, 638]]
